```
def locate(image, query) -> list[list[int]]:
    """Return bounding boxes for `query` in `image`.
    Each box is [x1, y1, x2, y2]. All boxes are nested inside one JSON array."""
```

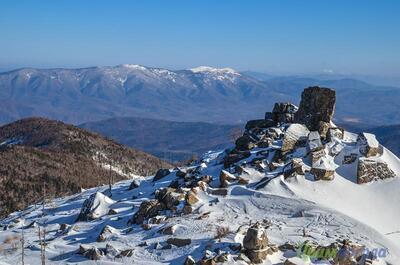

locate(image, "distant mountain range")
[[1, 65, 400, 126]]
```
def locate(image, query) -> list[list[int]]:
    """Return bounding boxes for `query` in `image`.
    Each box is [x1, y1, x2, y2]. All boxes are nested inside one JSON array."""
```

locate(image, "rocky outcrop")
[[281, 124, 309, 153], [130, 199, 166, 224], [235, 135, 256, 151], [295, 86, 336, 131], [357, 132, 381, 157], [243, 223, 270, 263], [271, 102, 297, 124], [357, 158, 396, 184], [76, 192, 115, 222], [223, 150, 251, 168]]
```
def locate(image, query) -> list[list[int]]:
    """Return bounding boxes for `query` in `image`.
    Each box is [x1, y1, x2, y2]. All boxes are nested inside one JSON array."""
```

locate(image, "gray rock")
[[272, 102, 297, 124], [281, 124, 310, 153], [166, 238, 191, 247], [294, 86, 336, 131], [235, 135, 256, 151], [130, 199, 166, 224]]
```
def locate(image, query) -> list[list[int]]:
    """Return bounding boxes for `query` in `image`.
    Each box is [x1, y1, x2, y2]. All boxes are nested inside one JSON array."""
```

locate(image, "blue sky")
[[0, 0, 399, 75]]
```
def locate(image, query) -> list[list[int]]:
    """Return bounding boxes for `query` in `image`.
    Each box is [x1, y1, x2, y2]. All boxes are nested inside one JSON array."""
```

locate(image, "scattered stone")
[[166, 238, 191, 247], [223, 150, 251, 168], [153, 168, 171, 182], [357, 158, 396, 184], [141, 223, 152, 230], [185, 190, 199, 206], [238, 177, 250, 185], [243, 223, 270, 263], [97, 225, 115, 242], [116, 249, 134, 258], [311, 149, 326, 166], [105, 243, 119, 257], [160, 225, 176, 235], [130, 200, 166, 224], [156, 188, 185, 210], [343, 153, 358, 164], [219, 170, 237, 187], [148, 215, 167, 224], [76, 192, 115, 222], [79, 245, 103, 260], [208, 188, 228, 196], [129, 179, 140, 190], [184, 255, 196, 265], [294, 86, 336, 131], [284, 159, 305, 179], [183, 205, 193, 214], [358, 132, 381, 157], [281, 124, 310, 153]]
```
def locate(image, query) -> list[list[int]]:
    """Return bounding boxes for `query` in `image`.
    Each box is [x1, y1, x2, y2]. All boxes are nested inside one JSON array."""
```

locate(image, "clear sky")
[[0, 0, 399, 75]]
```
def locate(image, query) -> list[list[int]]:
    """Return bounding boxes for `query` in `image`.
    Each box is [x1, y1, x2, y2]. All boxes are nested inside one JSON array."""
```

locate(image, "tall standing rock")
[[295, 87, 336, 131]]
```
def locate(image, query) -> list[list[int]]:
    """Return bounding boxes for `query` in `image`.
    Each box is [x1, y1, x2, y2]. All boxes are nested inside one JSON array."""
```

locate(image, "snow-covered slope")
[[0, 87, 399, 264]]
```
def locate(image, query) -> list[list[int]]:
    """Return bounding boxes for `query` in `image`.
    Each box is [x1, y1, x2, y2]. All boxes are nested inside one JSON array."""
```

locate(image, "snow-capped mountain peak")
[[189, 66, 240, 75]]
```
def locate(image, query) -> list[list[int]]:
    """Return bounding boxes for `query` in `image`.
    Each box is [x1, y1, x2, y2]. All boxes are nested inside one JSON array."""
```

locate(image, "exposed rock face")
[[357, 158, 396, 184], [294, 86, 336, 131], [281, 124, 309, 153], [76, 192, 115, 222], [357, 132, 381, 157], [243, 223, 270, 263], [272, 102, 297, 124]]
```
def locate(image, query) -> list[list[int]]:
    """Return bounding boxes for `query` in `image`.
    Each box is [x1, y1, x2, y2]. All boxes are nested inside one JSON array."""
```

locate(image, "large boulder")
[[223, 150, 251, 168], [357, 158, 396, 184], [130, 199, 166, 224], [272, 102, 297, 124], [76, 192, 115, 222], [294, 87, 336, 131], [281, 124, 310, 153], [357, 132, 381, 157], [243, 223, 270, 263], [311, 156, 337, 181], [155, 188, 185, 210]]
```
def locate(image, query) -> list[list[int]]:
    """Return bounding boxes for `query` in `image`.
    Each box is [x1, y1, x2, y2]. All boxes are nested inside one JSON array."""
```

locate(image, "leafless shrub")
[[214, 226, 230, 240]]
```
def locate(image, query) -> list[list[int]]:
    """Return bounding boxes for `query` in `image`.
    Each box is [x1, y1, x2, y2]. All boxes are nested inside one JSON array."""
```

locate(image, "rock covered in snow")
[[358, 132, 381, 158], [130, 199, 166, 224], [357, 158, 396, 184], [307, 131, 323, 152], [281, 123, 309, 153], [77, 192, 115, 221], [295, 86, 336, 131], [311, 156, 337, 181]]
